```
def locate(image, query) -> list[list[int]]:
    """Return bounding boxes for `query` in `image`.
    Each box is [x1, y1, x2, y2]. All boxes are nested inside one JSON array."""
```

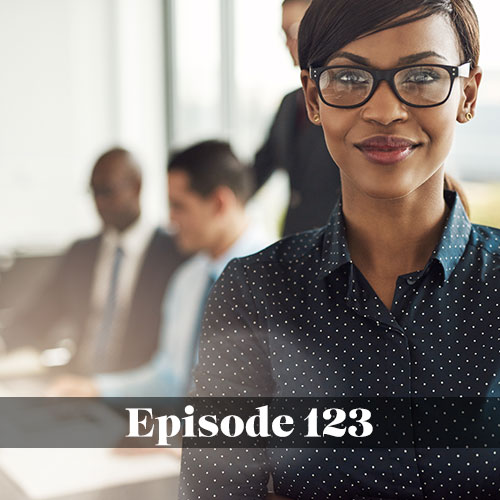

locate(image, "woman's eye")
[[336, 72, 370, 84], [404, 70, 440, 84]]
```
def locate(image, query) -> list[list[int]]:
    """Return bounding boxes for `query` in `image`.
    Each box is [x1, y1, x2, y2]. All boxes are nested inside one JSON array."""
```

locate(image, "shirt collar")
[[428, 190, 472, 283], [317, 190, 472, 284], [317, 201, 352, 280], [102, 217, 155, 256]]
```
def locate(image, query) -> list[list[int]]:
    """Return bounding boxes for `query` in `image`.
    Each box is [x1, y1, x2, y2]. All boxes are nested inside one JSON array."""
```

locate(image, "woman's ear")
[[300, 69, 321, 125], [457, 66, 482, 123]]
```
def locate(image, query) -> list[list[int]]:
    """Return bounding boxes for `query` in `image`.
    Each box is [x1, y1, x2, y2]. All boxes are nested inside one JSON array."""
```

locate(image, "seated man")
[[49, 140, 270, 396], [2, 148, 185, 374]]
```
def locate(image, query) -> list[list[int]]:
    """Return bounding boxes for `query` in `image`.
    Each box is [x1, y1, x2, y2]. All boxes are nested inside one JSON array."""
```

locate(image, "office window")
[[168, 0, 298, 158], [231, 0, 300, 159], [0, 0, 166, 255], [167, 0, 222, 147]]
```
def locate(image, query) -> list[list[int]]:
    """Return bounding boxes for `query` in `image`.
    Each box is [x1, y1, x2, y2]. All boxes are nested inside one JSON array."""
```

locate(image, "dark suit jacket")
[[4, 228, 185, 373], [253, 88, 341, 236]]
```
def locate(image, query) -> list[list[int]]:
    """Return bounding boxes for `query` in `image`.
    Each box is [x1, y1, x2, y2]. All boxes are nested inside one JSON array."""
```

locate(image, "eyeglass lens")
[[319, 66, 452, 107]]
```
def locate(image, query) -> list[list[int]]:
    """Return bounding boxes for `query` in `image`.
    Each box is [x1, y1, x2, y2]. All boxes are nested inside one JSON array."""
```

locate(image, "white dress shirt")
[[95, 224, 270, 396], [77, 217, 156, 370]]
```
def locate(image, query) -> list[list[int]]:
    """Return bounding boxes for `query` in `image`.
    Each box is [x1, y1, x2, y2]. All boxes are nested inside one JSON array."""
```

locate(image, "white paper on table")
[[0, 348, 45, 380], [0, 448, 180, 499]]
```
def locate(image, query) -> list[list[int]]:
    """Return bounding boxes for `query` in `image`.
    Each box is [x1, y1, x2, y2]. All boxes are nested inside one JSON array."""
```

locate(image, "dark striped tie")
[[92, 245, 124, 372]]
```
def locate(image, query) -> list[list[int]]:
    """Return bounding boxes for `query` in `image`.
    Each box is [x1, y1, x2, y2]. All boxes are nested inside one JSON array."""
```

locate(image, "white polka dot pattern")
[[179, 191, 500, 499]]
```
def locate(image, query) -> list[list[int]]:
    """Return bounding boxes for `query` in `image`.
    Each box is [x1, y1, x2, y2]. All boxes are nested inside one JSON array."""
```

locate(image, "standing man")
[[253, 0, 341, 236], [2, 148, 185, 374], [48, 140, 269, 397]]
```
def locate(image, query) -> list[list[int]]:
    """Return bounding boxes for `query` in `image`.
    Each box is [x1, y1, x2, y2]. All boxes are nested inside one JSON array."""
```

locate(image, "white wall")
[[0, 0, 166, 254]]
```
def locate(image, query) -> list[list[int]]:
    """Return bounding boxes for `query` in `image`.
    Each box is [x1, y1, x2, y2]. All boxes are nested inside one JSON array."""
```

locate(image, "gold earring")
[[466, 112, 473, 121], [313, 114, 320, 123]]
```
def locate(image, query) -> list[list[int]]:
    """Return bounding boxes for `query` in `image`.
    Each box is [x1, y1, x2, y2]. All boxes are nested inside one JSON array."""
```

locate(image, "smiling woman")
[[179, 1, 500, 499], [300, 4, 480, 207]]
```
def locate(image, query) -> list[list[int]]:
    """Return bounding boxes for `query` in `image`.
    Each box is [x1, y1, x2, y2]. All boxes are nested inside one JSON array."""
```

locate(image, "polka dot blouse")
[[179, 191, 500, 499]]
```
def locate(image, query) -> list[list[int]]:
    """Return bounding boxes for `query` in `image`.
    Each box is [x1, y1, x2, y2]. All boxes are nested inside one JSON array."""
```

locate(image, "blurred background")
[[0, 0, 296, 262]]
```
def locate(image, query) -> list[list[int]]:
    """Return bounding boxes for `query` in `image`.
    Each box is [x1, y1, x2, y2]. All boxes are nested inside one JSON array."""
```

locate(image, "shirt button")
[[406, 277, 417, 285]]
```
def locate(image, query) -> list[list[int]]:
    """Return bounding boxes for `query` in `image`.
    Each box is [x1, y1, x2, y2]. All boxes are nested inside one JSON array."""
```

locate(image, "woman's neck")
[[341, 171, 449, 308]]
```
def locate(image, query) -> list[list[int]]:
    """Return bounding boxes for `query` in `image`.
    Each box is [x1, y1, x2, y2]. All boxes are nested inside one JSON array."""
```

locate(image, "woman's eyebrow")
[[397, 51, 448, 64], [328, 50, 447, 66], [329, 51, 370, 65]]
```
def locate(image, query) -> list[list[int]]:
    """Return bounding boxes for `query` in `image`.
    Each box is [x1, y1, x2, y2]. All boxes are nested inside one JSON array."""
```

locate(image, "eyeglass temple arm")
[[458, 62, 471, 77]]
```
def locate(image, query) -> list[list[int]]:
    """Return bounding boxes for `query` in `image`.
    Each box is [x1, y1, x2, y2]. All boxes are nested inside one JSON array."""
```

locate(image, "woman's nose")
[[361, 81, 409, 126]]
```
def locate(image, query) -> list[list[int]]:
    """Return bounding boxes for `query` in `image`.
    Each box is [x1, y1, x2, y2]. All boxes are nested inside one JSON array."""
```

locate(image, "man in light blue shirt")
[[49, 140, 270, 397]]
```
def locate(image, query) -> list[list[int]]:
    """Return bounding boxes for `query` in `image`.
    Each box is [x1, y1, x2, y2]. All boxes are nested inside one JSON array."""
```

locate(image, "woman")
[[180, 1, 500, 498]]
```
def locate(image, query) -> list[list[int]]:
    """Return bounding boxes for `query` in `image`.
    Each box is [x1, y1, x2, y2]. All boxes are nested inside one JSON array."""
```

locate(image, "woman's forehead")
[[326, 14, 461, 67]]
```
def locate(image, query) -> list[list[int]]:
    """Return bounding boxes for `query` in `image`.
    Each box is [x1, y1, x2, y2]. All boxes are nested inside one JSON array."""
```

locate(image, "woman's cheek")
[[419, 108, 457, 167], [319, 114, 354, 170]]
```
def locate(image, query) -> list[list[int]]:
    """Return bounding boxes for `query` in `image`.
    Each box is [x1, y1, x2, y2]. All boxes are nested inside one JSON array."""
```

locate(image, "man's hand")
[[46, 374, 99, 397]]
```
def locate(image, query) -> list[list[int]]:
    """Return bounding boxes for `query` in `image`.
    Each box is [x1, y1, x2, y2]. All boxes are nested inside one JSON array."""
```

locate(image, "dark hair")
[[167, 140, 254, 203], [298, 0, 480, 70]]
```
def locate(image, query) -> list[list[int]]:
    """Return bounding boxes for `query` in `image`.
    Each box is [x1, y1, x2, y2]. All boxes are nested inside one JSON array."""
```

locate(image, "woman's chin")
[[340, 164, 431, 201], [358, 182, 419, 201]]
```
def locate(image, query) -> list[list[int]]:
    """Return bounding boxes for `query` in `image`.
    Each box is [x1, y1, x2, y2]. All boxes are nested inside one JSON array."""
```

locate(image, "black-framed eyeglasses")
[[309, 62, 471, 109]]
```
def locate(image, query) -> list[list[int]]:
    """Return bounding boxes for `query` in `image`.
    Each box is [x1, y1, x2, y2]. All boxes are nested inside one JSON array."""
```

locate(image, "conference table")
[[0, 349, 181, 500], [0, 472, 178, 500]]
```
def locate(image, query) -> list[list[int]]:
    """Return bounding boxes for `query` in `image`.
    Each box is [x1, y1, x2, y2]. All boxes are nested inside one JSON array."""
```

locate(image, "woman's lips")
[[355, 136, 420, 165]]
